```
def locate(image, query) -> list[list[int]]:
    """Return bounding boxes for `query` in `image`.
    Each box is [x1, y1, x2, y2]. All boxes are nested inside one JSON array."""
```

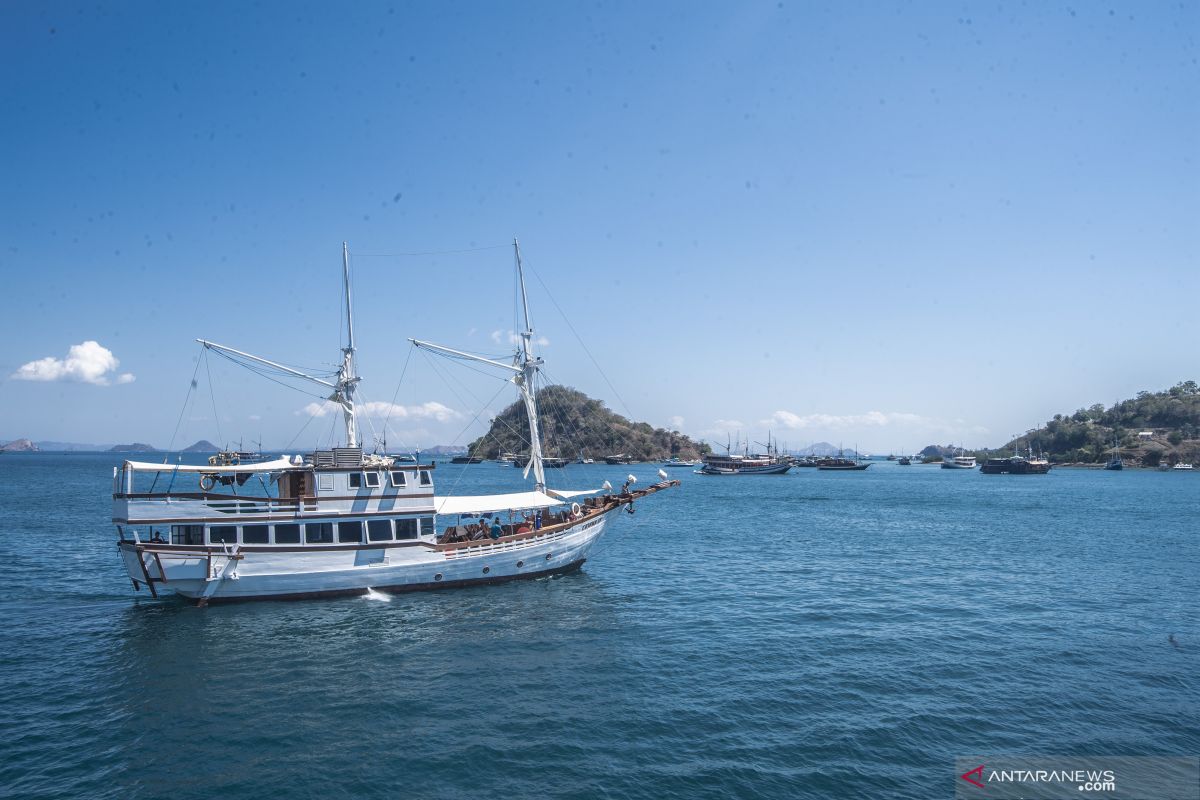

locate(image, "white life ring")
[[571, 502, 581, 517], [200, 474, 216, 491]]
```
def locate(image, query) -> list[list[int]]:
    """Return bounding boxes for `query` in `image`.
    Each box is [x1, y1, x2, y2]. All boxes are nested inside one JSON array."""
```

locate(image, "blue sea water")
[[0, 454, 1197, 799]]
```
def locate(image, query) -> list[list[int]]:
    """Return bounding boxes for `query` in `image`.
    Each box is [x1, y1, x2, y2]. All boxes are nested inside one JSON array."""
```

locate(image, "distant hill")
[[0, 438, 39, 452], [108, 443, 159, 453], [468, 385, 709, 461], [985, 381, 1200, 466], [423, 445, 468, 456], [32, 441, 108, 451], [182, 440, 220, 452]]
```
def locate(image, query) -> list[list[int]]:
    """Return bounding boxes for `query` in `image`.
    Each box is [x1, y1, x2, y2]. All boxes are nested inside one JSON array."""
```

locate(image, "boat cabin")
[[113, 447, 440, 549]]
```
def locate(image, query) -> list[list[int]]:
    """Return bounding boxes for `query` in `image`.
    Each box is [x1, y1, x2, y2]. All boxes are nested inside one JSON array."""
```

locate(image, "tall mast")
[[196, 242, 360, 450], [340, 242, 359, 448], [408, 237, 547, 493], [513, 238, 546, 492]]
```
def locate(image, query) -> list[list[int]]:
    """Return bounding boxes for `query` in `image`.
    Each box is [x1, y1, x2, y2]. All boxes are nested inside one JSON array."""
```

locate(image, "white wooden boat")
[[114, 241, 679, 604]]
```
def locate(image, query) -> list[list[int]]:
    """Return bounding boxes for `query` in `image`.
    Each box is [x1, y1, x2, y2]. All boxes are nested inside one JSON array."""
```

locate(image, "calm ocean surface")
[[0, 454, 1196, 799]]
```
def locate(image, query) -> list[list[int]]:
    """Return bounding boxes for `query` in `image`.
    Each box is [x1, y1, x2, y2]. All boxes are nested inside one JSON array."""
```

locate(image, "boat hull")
[[980, 458, 1051, 475], [697, 462, 791, 475], [118, 512, 611, 604]]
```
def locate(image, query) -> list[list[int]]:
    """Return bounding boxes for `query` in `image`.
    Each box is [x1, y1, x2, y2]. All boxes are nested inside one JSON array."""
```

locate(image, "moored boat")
[[114, 240, 679, 605], [662, 457, 698, 468], [815, 457, 870, 471], [980, 445, 1051, 475], [697, 433, 791, 475], [941, 449, 977, 470]]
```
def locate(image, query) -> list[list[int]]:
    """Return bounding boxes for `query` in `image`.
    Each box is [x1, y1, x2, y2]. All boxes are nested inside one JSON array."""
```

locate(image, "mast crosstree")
[[197, 241, 361, 448], [411, 238, 548, 491]]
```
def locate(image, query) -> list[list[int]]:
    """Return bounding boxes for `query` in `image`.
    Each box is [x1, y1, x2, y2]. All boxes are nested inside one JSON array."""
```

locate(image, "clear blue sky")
[[2, 1, 1196, 453]]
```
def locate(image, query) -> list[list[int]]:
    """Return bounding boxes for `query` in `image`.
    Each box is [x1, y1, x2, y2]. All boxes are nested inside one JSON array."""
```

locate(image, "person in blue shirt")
[[534, 510, 543, 530], [489, 517, 503, 539]]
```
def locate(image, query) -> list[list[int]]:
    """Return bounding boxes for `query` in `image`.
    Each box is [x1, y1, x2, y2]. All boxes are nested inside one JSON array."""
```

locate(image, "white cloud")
[[12, 341, 135, 386], [667, 415, 685, 430], [698, 419, 746, 438], [490, 329, 550, 347], [300, 400, 461, 422]]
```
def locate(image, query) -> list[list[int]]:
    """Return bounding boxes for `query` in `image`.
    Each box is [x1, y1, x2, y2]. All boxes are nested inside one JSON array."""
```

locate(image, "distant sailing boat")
[[1104, 436, 1123, 471]]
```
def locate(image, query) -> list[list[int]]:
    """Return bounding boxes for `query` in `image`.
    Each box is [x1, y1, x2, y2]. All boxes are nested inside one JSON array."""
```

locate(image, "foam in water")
[[364, 587, 391, 602]]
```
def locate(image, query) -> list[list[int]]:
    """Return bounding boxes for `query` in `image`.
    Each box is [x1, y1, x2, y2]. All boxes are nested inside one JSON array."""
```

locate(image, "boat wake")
[[364, 588, 392, 602]]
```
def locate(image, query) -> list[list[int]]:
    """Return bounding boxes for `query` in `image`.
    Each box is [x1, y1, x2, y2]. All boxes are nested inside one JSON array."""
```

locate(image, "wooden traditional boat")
[[114, 241, 679, 604]]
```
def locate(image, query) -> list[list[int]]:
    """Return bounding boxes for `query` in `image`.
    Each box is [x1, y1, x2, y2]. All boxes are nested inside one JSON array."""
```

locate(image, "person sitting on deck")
[[489, 517, 503, 539]]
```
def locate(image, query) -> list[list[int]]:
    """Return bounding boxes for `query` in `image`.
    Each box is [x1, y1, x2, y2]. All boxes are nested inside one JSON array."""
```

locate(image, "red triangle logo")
[[961, 764, 986, 789]]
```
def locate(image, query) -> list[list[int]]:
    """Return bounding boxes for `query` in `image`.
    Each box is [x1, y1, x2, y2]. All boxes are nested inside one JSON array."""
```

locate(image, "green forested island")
[[934, 381, 1200, 466], [468, 385, 710, 461]]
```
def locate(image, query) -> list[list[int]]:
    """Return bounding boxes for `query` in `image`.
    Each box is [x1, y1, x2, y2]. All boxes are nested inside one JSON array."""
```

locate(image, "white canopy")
[[124, 456, 297, 473], [436, 490, 586, 516]]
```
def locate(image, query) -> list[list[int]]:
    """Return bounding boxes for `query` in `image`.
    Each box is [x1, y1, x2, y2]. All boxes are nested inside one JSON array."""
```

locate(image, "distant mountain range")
[[787, 442, 860, 458], [0, 438, 471, 455]]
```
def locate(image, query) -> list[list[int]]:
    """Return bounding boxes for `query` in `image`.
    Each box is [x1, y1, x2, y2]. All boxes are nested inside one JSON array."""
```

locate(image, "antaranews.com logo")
[[954, 756, 1199, 799]]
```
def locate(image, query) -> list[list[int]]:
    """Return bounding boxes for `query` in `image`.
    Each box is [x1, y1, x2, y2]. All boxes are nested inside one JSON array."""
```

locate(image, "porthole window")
[[545, 553, 552, 561], [516, 560, 524, 568], [482, 566, 490, 574], [433, 573, 443, 581]]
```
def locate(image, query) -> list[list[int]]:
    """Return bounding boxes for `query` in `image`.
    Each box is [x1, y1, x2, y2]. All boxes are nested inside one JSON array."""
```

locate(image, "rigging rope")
[[166, 351, 205, 453], [379, 346, 415, 451], [526, 264, 635, 420], [203, 349, 225, 447]]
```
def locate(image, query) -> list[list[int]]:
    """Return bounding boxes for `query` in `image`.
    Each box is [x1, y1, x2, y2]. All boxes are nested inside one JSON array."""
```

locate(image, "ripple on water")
[[0, 457, 1197, 799]]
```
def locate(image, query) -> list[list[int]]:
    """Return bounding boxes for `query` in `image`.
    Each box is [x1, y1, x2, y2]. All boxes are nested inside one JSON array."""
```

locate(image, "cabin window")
[[337, 521, 363, 543], [364, 472, 381, 489], [348, 473, 362, 490], [318, 474, 334, 491], [210, 525, 238, 544], [419, 471, 432, 486], [367, 519, 393, 541], [417, 516, 436, 537], [305, 523, 334, 544], [395, 518, 418, 540], [243, 525, 269, 544], [274, 523, 300, 544], [389, 471, 406, 487], [171, 525, 205, 545]]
